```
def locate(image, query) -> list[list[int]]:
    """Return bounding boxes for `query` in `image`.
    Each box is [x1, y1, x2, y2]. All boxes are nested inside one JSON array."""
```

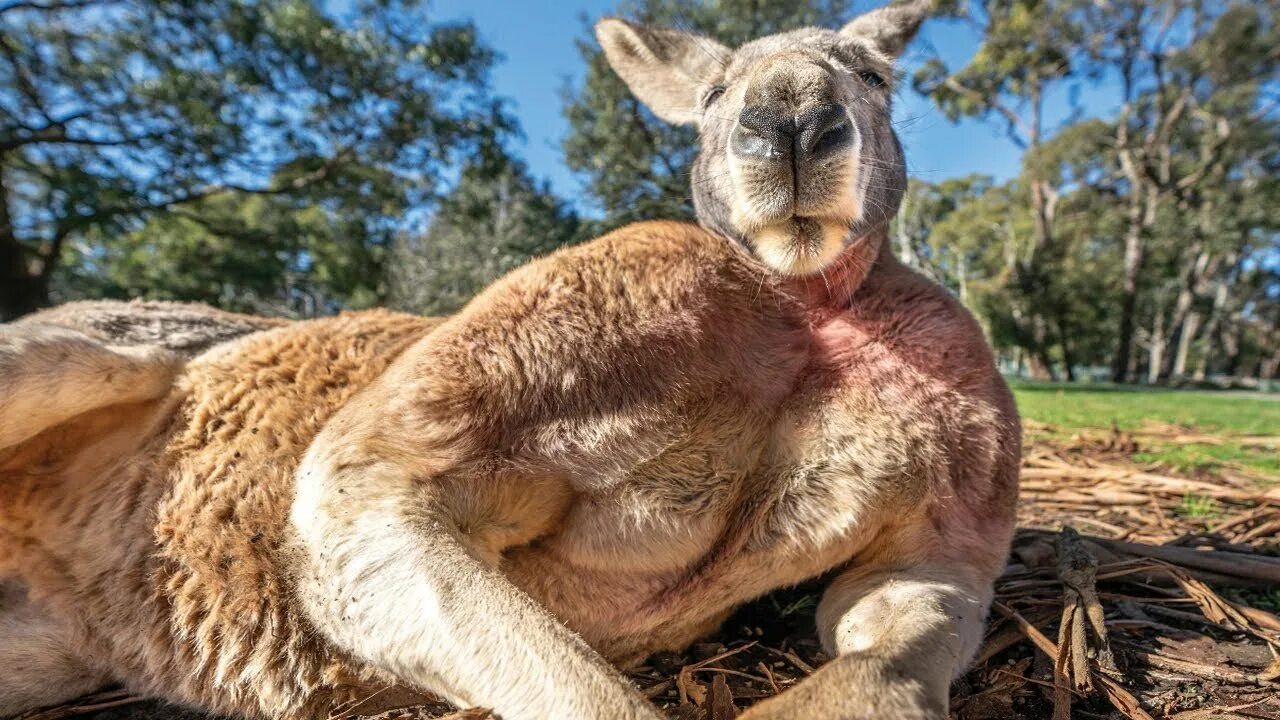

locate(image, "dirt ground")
[[18, 426, 1280, 720]]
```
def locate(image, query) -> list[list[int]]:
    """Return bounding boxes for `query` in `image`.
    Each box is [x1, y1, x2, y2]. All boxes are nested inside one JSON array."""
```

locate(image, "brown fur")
[[1, 3, 1018, 718], [1, 222, 1016, 719], [2, 310, 442, 716]]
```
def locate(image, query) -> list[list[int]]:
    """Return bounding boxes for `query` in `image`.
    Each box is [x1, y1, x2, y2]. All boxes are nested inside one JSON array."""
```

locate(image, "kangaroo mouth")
[[746, 215, 849, 276], [728, 154, 864, 276]]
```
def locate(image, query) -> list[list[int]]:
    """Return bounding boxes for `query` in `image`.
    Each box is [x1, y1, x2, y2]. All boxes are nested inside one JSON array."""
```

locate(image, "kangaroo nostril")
[[797, 103, 852, 157], [733, 104, 851, 161], [811, 121, 851, 155], [732, 126, 775, 159], [738, 106, 796, 141], [734, 105, 796, 160]]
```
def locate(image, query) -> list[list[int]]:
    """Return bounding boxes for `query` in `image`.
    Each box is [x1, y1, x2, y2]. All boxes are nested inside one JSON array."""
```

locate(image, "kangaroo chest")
[[502, 327, 939, 663]]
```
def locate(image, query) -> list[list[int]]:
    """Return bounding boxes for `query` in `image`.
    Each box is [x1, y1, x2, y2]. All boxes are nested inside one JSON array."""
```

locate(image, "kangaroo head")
[[597, 0, 928, 276]]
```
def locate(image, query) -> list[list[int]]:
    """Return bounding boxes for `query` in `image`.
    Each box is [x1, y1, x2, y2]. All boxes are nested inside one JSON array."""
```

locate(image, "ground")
[[16, 383, 1280, 720]]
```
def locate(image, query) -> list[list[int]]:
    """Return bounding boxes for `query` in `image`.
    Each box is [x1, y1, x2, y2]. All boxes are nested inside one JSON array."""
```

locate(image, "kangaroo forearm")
[[741, 562, 993, 720], [291, 454, 660, 720]]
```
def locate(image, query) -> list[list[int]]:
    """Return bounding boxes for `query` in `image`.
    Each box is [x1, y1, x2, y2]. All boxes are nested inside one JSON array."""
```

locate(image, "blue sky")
[[424, 0, 1121, 212]]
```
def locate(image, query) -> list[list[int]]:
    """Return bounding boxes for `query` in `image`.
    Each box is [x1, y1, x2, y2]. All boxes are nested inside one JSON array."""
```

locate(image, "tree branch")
[[1172, 112, 1232, 195], [941, 77, 1030, 149], [0, 116, 164, 152], [0, 0, 107, 15], [46, 147, 357, 247], [0, 33, 52, 123]]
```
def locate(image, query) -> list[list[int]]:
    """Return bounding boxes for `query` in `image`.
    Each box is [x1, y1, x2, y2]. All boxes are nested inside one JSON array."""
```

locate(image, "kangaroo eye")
[[702, 86, 726, 108], [858, 70, 886, 88]]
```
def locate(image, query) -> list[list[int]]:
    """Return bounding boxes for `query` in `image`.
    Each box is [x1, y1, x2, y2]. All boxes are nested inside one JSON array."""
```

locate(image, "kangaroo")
[[0, 2, 1019, 718], [0, 301, 285, 451], [14, 300, 289, 357]]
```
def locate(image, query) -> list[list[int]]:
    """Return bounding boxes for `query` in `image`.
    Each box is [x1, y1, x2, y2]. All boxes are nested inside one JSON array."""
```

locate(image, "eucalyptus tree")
[[388, 151, 580, 316]]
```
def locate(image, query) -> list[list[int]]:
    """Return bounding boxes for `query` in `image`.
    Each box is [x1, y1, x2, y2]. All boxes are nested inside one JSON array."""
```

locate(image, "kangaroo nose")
[[732, 103, 852, 162], [797, 103, 852, 158], [732, 106, 795, 160]]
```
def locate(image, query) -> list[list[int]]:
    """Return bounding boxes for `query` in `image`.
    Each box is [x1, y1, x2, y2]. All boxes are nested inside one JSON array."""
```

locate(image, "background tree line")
[[2, 0, 1276, 386]]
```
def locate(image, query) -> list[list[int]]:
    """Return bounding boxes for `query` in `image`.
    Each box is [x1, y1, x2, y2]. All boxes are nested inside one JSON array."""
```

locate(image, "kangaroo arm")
[[291, 424, 663, 720], [739, 527, 999, 720], [288, 224, 751, 719]]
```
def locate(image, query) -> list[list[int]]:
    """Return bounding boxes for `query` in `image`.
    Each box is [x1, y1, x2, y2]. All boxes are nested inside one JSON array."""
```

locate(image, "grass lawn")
[[1009, 380, 1280, 477]]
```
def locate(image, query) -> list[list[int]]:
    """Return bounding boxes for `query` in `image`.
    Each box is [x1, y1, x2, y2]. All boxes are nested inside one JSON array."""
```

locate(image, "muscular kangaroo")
[[0, 2, 1019, 718]]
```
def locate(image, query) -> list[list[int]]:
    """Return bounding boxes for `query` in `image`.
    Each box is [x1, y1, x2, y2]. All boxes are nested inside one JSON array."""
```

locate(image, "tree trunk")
[[1147, 311, 1166, 386], [1055, 310, 1075, 382], [1194, 262, 1236, 381], [1112, 199, 1150, 383], [1160, 248, 1208, 381], [1261, 348, 1280, 387], [1028, 315, 1056, 381], [1172, 311, 1201, 380], [1026, 353, 1054, 381], [0, 168, 49, 320], [894, 191, 923, 270], [1223, 322, 1243, 379]]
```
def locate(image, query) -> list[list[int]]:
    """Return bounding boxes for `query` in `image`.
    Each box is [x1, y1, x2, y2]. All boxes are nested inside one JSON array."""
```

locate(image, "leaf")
[[706, 674, 738, 720]]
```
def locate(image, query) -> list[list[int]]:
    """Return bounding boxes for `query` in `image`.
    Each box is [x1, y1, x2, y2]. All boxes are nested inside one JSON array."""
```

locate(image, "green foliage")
[[0, 0, 510, 318], [913, 0, 1081, 141], [561, 0, 854, 229], [58, 187, 391, 315], [387, 152, 580, 316], [910, 0, 1280, 382]]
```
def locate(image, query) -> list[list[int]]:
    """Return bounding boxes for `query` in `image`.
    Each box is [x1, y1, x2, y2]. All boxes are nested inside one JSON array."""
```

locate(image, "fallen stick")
[[1087, 536, 1280, 585], [1120, 647, 1280, 687], [992, 602, 1155, 720]]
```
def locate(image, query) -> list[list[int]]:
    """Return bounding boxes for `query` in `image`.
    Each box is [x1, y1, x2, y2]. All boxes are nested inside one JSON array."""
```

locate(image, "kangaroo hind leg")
[[0, 323, 180, 451]]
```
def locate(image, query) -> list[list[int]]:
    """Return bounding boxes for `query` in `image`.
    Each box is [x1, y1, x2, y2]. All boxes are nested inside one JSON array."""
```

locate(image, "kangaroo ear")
[[841, 0, 932, 59], [595, 18, 729, 125]]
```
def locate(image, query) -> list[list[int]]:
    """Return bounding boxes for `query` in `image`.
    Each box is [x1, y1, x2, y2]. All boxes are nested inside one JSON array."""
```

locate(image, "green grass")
[[1133, 444, 1280, 476], [1009, 381, 1280, 435], [1174, 493, 1222, 519], [1010, 380, 1280, 478]]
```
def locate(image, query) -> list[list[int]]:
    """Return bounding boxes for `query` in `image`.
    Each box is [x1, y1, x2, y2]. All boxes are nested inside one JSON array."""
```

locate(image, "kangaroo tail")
[[0, 325, 181, 451]]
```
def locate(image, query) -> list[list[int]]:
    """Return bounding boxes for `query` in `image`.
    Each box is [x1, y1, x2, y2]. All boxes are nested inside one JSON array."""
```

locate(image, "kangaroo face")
[[597, 0, 928, 276]]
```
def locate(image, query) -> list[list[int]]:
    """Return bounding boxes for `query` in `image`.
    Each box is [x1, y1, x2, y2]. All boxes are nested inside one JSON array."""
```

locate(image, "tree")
[[1080, 0, 1278, 382], [56, 171, 401, 315], [0, 0, 509, 319], [916, 0, 1279, 383], [562, 0, 853, 231], [387, 151, 580, 316], [914, 0, 1085, 378], [892, 175, 994, 299]]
